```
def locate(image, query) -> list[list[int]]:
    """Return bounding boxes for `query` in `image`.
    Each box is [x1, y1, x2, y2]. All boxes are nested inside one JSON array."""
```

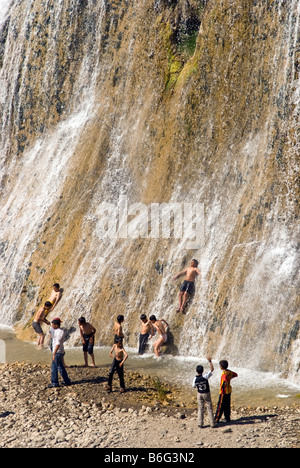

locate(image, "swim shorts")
[[139, 333, 149, 355], [32, 321, 44, 335], [83, 334, 94, 355], [180, 280, 195, 295]]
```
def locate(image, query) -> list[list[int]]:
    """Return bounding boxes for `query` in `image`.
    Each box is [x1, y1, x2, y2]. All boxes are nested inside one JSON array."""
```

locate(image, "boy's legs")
[[181, 292, 189, 311], [177, 291, 184, 311], [51, 356, 59, 387], [38, 332, 45, 348], [223, 394, 231, 422], [57, 353, 71, 385], [215, 393, 231, 423], [197, 393, 205, 427], [83, 351, 88, 367], [89, 352, 96, 367], [107, 359, 116, 389], [215, 394, 224, 422], [139, 333, 149, 355], [178, 282, 194, 312], [138, 334, 143, 354], [204, 393, 215, 427], [87, 341, 96, 367], [83, 338, 95, 367], [198, 393, 215, 428], [115, 360, 125, 390], [32, 322, 45, 348], [153, 336, 164, 357], [82, 338, 89, 366]]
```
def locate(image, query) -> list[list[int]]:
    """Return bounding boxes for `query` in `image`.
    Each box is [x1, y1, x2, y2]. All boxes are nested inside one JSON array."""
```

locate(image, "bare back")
[[155, 320, 166, 336], [141, 320, 152, 334], [48, 289, 62, 309], [34, 307, 46, 323], [79, 322, 95, 336], [114, 322, 124, 338]]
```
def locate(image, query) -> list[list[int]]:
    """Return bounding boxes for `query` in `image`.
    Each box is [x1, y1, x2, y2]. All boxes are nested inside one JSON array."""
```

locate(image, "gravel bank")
[[0, 363, 299, 449]]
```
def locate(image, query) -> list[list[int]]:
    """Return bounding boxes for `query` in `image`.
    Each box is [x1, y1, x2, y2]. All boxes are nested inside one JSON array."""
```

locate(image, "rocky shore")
[[0, 362, 299, 449]]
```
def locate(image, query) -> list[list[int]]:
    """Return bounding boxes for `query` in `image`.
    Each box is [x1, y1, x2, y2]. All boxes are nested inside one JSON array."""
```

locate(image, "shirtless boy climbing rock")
[[173, 259, 201, 313], [32, 302, 52, 348], [48, 283, 62, 311]]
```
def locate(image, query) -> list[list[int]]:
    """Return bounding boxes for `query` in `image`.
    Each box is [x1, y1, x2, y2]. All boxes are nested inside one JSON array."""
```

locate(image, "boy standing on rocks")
[[193, 357, 215, 428], [48, 318, 71, 388], [107, 338, 128, 393], [215, 360, 238, 424]]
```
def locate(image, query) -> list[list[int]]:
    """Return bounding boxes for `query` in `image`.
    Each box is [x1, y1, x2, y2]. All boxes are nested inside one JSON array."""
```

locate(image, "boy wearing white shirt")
[[49, 318, 71, 388], [193, 357, 215, 428]]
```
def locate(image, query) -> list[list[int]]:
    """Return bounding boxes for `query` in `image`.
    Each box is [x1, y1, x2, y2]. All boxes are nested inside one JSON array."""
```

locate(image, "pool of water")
[[0, 327, 299, 407]]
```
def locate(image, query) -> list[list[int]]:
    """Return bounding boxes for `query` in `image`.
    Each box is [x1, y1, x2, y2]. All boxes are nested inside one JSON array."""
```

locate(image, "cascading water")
[[0, 0, 299, 387]]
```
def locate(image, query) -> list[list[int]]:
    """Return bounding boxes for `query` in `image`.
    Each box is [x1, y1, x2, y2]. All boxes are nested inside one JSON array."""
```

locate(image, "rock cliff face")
[[0, 1, 299, 381]]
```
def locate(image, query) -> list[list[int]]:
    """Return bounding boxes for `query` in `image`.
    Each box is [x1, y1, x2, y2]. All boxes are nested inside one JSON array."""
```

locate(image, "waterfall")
[[0, 0, 299, 385]]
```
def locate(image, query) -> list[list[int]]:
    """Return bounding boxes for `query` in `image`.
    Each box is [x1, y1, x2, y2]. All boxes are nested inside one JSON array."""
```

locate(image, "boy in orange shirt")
[[215, 360, 238, 424]]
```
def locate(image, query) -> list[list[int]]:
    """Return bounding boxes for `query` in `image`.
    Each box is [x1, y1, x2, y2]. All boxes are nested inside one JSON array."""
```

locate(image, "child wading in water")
[[149, 315, 169, 357], [106, 338, 128, 393], [113, 315, 124, 344], [139, 314, 154, 355]]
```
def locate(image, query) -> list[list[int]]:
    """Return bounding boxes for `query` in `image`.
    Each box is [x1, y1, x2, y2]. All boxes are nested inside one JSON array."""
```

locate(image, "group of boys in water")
[[32, 259, 200, 355], [32, 259, 238, 426]]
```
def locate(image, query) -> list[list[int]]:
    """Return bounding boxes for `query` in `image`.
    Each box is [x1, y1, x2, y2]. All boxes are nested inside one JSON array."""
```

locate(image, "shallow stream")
[[0, 327, 299, 408]]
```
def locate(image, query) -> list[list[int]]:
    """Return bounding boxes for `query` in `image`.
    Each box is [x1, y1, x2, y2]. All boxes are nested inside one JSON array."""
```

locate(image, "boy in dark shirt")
[[193, 357, 215, 428]]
